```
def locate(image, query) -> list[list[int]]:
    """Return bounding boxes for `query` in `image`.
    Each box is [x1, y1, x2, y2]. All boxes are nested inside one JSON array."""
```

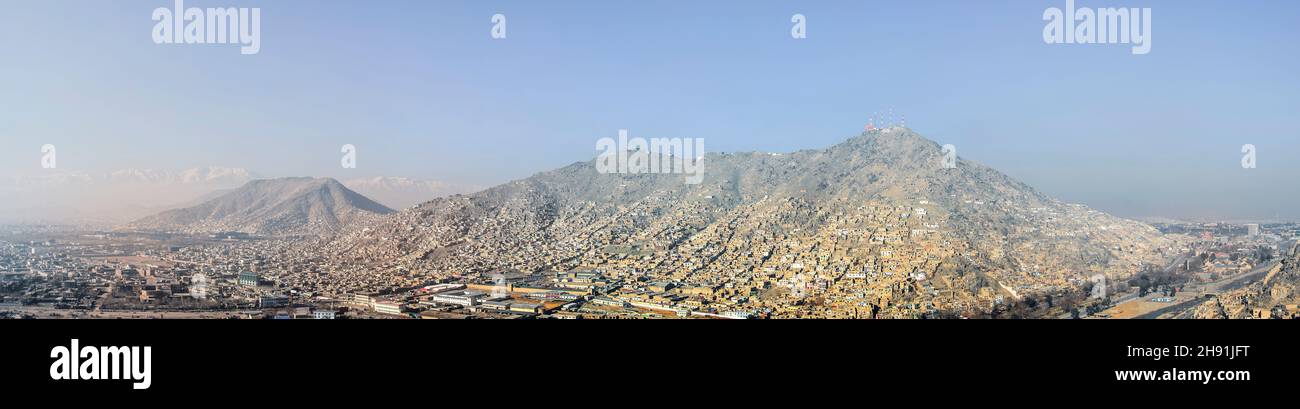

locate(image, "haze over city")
[[3, 0, 1298, 221], [9, 4, 1300, 402]]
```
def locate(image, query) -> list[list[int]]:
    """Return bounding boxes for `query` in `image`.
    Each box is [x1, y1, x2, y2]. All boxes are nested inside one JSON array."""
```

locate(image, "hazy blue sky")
[[2, 0, 1297, 220]]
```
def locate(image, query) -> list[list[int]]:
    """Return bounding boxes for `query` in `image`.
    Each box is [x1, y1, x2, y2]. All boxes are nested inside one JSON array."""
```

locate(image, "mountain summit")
[[0, 166, 257, 224], [129, 177, 393, 236]]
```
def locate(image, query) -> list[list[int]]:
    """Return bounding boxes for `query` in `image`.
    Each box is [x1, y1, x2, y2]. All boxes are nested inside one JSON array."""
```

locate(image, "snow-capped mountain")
[[6, 166, 257, 187], [0, 167, 258, 225]]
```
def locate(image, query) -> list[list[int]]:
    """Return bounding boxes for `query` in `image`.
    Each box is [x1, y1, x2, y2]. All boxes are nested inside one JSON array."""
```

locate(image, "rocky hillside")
[[129, 177, 393, 236], [305, 128, 1174, 317], [1197, 243, 1300, 319]]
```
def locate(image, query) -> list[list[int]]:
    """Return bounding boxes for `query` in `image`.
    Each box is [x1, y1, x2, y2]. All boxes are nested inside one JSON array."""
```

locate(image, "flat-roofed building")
[[421, 283, 465, 294], [678, 285, 716, 297], [346, 293, 377, 308], [427, 290, 485, 307], [259, 294, 289, 308], [591, 295, 629, 308], [509, 301, 542, 314], [648, 281, 675, 292], [238, 271, 259, 287], [373, 300, 403, 315], [479, 300, 511, 311]]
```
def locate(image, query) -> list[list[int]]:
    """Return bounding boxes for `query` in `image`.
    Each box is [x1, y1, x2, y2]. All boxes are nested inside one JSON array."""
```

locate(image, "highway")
[[1055, 254, 1191, 319], [1134, 259, 1280, 319]]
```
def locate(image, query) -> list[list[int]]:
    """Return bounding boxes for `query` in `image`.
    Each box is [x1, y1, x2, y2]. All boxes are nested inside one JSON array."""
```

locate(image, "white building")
[[427, 290, 485, 307], [373, 301, 403, 315]]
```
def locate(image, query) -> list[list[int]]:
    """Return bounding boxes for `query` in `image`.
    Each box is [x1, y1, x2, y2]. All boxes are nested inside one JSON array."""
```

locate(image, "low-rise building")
[[479, 300, 511, 311], [373, 300, 403, 315], [259, 294, 289, 308], [238, 271, 259, 287], [509, 301, 542, 314], [427, 290, 485, 307]]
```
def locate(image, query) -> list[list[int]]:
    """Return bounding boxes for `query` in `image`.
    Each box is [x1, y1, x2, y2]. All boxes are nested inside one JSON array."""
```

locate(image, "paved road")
[[1056, 254, 1191, 319], [1134, 260, 1280, 319]]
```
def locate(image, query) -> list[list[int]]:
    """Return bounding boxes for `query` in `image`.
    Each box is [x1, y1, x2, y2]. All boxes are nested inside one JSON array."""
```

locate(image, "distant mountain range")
[[0, 167, 470, 225], [5, 166, 258, 187], [128, 177, 394, 236], [0, 167, 258, 225]]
